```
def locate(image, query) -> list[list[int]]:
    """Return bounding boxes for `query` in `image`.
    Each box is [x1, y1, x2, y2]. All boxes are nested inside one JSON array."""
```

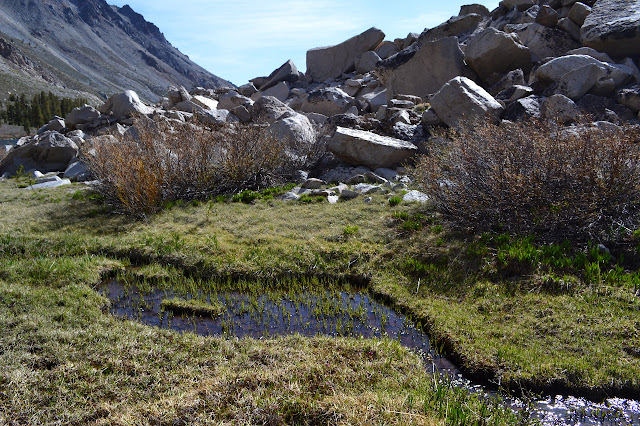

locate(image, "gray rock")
[[360, 88, 387, 113], [192, 95, 219, 111], [501, 0, 535, 11], [167, 86, 191, 106], [65, 106, 100, 130], [232, 105, 252, 123], [0, 131, 78, 175], [250, 96, 296, 124], [557, 63, 607, 100], [238, 83, 258, 97], [489, 69, 526, 96], [252, 81, 291, 103], [173, 100, 204, 114], [420, 13, 484, 44], [566, 47, 613, 63], [421, 108, 442, 126], [466, 28, 532, 84], [581, 0, 640, 57], [376, 37, 472, 101], [503, 95, 543, 120], [355, 51, 381, 74], [557, 17, 581, 41], [374, 167, 400, 181], [364, 171, 388, 184], [259, 60, 300, 91], [403, 190, 429, 203], [617, 86, 640, 112], [506, 23, 580, 63], [268, 113, 317, 153], [26, 178, 71, 190], [536, 5, 559, 26], [306, 27, 385, 82], [328, 127, 418, 169], [375, 41, 400, 60], [568, 2, 591, 26], [430, 77, 504, 129], [339, 189, 360, 200], [300, 87, 354, 116], [301, 178, 326, 189], [542, 93, 582, 122], [320, 166, 371, 183], [196, 109, 237, 126], [38, 117, 65, 134], [496, 85, 535, 102], [533, 55, 634, 88], [460, 4, 490, 16], [277, 191, 300, 201], [353, 183, 382, 194], [63, 160, 92, 182], [100, 90, 152, 120]]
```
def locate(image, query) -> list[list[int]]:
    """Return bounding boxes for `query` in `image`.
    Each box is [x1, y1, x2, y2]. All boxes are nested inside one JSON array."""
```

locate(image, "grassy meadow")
[[0, 173, 639, 423]]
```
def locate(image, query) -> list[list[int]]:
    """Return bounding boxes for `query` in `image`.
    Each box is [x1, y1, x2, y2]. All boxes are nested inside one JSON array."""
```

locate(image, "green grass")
[[1, 178, 639, 422], [161, 297, 225, 317]]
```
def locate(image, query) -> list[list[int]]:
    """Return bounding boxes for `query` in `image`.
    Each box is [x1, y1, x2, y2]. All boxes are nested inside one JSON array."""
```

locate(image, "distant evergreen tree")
[[0, 93, 88, 131]]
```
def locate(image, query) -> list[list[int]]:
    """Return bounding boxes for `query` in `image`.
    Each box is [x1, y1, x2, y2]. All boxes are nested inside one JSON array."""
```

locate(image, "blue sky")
[[108, 0, 500, 86]]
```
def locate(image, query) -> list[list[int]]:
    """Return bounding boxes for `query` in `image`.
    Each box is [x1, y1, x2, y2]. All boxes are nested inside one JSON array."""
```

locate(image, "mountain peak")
[[0, 0, 233, 101]]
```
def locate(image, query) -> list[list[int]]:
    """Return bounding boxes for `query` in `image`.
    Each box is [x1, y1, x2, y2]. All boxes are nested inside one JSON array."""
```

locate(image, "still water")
[[101, 279, 640, 425]]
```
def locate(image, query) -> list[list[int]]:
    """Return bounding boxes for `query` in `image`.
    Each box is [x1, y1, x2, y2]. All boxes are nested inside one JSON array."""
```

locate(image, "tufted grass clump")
[[415, 119, 640, 243], [160, 297, 224, 317]]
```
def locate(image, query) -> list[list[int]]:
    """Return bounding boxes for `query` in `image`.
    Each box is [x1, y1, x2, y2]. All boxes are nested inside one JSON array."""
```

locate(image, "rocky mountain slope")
[[0, 0, 232, 102]]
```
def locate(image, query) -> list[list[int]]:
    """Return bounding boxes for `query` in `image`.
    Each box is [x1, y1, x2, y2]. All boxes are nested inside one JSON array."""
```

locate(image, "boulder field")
[[2, 0, 639, 194]]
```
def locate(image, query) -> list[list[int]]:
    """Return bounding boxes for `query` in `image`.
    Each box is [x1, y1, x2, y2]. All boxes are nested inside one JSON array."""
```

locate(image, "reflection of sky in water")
[[102, 280, 640, 425]]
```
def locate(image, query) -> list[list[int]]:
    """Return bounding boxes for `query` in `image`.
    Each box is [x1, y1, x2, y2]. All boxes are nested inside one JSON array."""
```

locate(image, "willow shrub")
[[85, 118, 323, 216], [415, 120, 640, 243]]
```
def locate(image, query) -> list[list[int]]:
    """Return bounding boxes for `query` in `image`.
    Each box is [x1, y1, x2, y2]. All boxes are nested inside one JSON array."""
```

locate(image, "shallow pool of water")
[[101, 279, 640, 425]]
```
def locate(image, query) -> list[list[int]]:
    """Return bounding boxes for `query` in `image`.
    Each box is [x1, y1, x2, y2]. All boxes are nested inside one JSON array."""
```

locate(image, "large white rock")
[[65, 106, 100, 130], [557, 63, 607, 100], [0, 131, 79, 175], [218, 91, 252, 110], [268, 113, 317, 153], [300, 87, 354, 116], [430, 77, 504, 129], [465, 27, 532, 84], [328, 127, 418, 169], [306, 27, 385, 82], [250, 96, 296, 124], [542, 94, 582, 123], [251, 81, 290, 102], [259, 60, 300, 91], [192, 95, 219, 110], [376, 37, 472, 101], [100, 90, 152, 120], [581, 0, 640, 57], [533, 55, 634, 88], [355, 51, 381, 74], [505, 23, 580, 63]]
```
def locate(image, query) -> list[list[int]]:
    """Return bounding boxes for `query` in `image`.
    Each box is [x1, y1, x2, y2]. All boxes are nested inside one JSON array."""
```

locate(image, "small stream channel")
[[101, 278, 640, 425]]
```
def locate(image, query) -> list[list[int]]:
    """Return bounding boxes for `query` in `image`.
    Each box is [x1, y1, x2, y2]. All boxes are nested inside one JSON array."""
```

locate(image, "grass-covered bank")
[[0, 178, 639, 423]]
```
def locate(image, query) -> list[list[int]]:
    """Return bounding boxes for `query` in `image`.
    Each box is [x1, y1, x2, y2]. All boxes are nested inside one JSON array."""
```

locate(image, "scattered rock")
[[376, 37, 472, 101], [306, 27, 385, 82], [465, 28, 532, 84], [100, 90, 153, 120], [328, 127, 418, 169], [581, 0, 640, 57], [536, 5, 559, 27], [300, 87, 354, 116], [403, 190, 429, 203], [430, 77, 505, 128], [0, 131, 78, 175], [65, 106, 101, 130], [259, 60, 300, 91], [542, 94, 582, 122]]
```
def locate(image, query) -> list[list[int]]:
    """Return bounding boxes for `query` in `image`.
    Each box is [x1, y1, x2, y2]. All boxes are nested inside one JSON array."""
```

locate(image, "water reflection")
[[101, 279, 640, 425]]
